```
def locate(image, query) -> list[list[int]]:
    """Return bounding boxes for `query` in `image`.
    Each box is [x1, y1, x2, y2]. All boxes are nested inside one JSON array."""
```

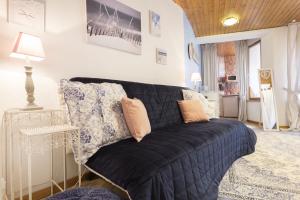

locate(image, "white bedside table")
[[19, 125, 81, 200], [2, 109, 72, 200]]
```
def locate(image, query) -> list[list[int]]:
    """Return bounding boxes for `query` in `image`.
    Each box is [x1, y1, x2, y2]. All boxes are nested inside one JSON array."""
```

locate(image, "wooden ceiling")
[[174, 0, 300, 37]]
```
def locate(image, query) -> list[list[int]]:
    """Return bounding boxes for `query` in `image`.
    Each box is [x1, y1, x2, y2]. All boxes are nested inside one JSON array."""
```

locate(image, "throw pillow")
[[93, 82, 131, 143], [60, 79, 105, 164], [60, 80, 131, 164], [121, 97, 151, 142], [182, 90, 215, 118], [178, 100, 209, 123]]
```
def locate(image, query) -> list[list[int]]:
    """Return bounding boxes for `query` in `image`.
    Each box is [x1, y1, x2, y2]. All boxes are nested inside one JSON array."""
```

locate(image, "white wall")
[[0, 0, 185, 195], [197, 27, 289, 126], [183, 14, 201, 88], [197, 28, 274, 45], [0, 0, 185, 115], [247, 27, 288, 126], [261, 26, 288, 126], [247, 101, 261, 122]]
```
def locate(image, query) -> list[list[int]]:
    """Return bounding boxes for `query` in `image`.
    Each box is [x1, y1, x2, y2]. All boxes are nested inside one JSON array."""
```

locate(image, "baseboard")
[[247, 120, 260, 125], [247, 120, 290, 129], [15, 176, 79, 200], [279, 125, 290, 129]]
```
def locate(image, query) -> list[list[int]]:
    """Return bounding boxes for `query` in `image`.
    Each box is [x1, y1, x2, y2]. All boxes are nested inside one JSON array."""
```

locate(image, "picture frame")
[[149, 10, 161, 37], [8, 0, 46, 31], [86, 0, 142, 55], [156, 48, 167, 65]]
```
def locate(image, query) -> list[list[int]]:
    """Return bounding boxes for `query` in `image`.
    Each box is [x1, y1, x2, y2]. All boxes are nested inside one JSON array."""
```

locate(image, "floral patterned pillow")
[[60, 80, 130, 164], [93, 82, 131, 143]]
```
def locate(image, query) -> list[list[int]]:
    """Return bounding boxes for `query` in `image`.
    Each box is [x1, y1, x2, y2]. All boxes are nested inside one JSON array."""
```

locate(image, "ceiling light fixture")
[[222, 17, 239, 27]]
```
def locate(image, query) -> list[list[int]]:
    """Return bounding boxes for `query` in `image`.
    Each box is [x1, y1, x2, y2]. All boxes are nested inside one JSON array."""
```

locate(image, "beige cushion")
[[182, 90, 209, 106], [178, 100, 209, 123], [121, 97, 151, 142], [182, 90, 217, 118]]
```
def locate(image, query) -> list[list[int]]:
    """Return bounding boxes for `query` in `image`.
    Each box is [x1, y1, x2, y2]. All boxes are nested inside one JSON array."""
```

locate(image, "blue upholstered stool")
[[47, 188, 122, 200]]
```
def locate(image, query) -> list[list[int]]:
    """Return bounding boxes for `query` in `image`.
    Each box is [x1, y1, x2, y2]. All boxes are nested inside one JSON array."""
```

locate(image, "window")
[[248, 41, 261, 99]]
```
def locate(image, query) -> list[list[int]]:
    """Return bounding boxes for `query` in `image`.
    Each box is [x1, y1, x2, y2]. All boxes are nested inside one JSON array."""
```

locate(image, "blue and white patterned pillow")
[[60, 80, 130, 164], [93, 83, 131, 143]]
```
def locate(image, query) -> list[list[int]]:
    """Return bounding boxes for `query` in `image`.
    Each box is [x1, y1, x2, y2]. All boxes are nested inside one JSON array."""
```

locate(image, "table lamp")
[[191, 72, 202, 91], [10, 32, 45, 110]]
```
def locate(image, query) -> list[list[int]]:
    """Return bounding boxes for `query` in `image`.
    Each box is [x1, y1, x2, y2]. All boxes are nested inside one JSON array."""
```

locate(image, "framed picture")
[[149, 10, 161, 37], [8, 0, 45, 31], [86, 0, 142, 55], [156, 48, 167, 65]]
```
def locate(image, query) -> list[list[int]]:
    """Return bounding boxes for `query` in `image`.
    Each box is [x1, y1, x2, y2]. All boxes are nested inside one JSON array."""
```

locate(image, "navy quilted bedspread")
[[70, 77, 256, 200], [86, 119, 256, 200]]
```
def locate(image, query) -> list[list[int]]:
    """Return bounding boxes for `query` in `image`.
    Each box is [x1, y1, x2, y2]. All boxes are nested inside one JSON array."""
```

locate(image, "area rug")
[[219, 128, 300, 200]]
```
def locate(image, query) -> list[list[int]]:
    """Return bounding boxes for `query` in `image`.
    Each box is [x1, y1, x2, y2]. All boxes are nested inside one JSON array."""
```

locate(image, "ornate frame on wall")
[[258, 68, 280, 131]]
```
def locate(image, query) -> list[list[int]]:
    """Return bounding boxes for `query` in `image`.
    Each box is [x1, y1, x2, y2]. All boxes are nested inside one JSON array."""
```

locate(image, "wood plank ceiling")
[[174, 0, 300, 37]]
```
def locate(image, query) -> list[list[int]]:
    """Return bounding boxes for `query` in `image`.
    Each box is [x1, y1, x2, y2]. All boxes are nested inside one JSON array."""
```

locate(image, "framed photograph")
[[8, 0, 45, 31], [86, 0, 142, 55], [149, 10, 161, 37], [156, 48, 167, 65]]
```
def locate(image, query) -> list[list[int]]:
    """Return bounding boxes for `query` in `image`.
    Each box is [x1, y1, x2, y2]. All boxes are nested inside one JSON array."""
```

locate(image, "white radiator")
[[222, 95, 239, 118]]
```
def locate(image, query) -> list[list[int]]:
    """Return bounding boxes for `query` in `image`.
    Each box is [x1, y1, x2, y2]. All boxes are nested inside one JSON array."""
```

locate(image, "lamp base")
[[23, 66, 43, 111], [21, 104, 43, 111]]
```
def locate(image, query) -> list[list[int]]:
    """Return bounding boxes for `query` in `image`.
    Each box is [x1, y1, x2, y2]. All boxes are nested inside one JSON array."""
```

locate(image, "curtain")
[[235, 41, 249, 121], [287, 22, 300, 130], [202, 44, 219, 92], [0, 118, 5, 199]]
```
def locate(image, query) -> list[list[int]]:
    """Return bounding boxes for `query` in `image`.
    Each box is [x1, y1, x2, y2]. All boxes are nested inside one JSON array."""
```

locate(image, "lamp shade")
[[191, 72, 202, 82], [10, 32, 45, 62]]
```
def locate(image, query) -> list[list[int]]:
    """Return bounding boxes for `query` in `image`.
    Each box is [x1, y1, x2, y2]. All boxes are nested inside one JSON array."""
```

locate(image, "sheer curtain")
[[287, 22, 300, 130], [0, 119, 5, 199], [235, 41, 249, 121], [202, 44, 219, 92]]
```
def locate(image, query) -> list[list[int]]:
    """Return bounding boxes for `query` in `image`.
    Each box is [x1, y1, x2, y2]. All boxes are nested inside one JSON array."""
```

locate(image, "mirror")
[[258, 68, 279, 131]]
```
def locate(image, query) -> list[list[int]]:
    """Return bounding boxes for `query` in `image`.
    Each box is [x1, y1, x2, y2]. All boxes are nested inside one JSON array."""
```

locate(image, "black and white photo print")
[[86, 0, 142, 55]]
